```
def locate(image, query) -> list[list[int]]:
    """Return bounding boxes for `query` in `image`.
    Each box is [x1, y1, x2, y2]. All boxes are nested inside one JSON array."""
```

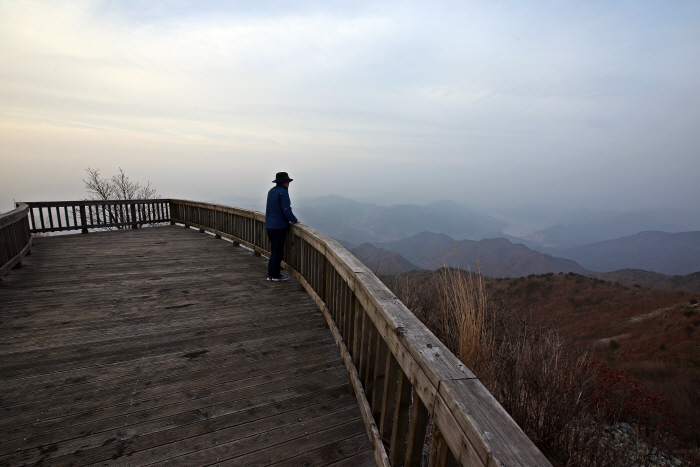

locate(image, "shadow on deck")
[[0, 226, 374, 466]]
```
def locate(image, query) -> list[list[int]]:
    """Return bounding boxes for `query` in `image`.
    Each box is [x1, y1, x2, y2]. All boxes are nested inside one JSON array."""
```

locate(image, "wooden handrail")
[[21, 199, 171, 234], [169, 199, 552, 467], [0, 203, 32, 279]]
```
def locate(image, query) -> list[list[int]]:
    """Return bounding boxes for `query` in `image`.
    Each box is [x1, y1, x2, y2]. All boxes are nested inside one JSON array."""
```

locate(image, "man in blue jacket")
[[265, 172, 299, 281]]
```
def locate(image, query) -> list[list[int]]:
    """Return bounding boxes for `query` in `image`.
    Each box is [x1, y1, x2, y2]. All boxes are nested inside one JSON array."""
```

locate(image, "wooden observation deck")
[[0, 200, 551, 467]]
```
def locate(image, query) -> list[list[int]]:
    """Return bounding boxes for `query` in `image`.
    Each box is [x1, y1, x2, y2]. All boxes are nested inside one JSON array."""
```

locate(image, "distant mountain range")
[[211, 194, 700, 277], [349, 233, 700, 291], [542, 231, 700, 275], [293, 196, 507, 245], [491, 205, 700, 244], [373, 232, 585, 278], [525, 212, 686, 249]]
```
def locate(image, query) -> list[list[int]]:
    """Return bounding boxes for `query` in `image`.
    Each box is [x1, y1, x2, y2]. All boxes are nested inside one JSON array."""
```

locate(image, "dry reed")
[[436, 267, 490, 369]]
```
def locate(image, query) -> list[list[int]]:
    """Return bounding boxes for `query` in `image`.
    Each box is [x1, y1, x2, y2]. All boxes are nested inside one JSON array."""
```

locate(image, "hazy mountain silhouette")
[[294, 196, 507, 244], [527, 212, 684, 249], [210, 195, 700, 277], [544, 231, 700, 275], [375, 232, 585, 278], [349, 243, 421, 275], [491, 205, 700, 244]]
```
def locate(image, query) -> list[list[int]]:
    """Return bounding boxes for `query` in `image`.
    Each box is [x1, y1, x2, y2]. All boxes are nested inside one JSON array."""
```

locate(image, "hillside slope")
[[484, 272, 700, 445], [349, 243, 421, 275], [390, 269, 700, 446], [587, 269, 700, 292]]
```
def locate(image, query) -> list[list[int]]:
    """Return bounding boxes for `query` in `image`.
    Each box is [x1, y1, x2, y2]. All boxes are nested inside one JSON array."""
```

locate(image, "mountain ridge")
[[374, 231, 586, 278], [543, 230, 700, 275]]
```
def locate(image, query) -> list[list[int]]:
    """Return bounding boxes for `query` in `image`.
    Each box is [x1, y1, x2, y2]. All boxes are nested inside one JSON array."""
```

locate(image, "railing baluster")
[[357, 312, 371, 384], [404, 394, 429, 467], [390, 370, 412, 465], [87, 204, 92, 229], [352, 296, 362, 362], [130, 203, 137, 229], [364, 325, 378, 403], [372, 338, 389, 418], [335, 272, 343, 333], [56, 206, 63, 230], [30, 207, 37, 231], [343, 282, 352, 346], [79, 204, 87, 233], [380, 353, 400, 442], [429, 425, 449, 467]]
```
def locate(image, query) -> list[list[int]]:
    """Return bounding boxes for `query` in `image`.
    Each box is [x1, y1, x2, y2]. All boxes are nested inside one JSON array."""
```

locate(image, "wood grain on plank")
[[0, 226, 372, 467]]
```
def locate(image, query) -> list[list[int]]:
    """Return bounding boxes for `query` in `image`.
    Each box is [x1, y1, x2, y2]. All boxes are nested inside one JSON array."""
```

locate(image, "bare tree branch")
[[83, 167, 114, 200], [83, 167, 161, 230], [84, 167, 160, 201]]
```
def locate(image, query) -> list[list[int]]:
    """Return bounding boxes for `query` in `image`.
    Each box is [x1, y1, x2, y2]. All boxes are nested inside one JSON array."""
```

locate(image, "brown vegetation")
[[488, 272, 700, 449], [587, 269, 700, 293], [385, 269, 700, 466]]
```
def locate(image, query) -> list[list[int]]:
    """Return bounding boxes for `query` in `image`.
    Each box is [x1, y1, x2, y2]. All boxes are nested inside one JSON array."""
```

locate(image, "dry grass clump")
[[435, 267, 489, 368], [386, 269, 687, 467]]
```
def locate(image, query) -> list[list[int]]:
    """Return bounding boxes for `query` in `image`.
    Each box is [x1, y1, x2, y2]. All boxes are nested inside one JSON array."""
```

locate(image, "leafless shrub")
[[83, 167, 160, 230], [84, 167, 158, 201]]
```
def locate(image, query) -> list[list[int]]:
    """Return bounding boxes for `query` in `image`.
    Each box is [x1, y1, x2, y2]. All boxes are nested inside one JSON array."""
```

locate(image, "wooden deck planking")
[[0, 226, 374, 466]]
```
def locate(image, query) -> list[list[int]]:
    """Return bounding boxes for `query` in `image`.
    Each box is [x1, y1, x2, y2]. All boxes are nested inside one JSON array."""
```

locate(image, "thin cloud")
[[1, 1, 699, 211]]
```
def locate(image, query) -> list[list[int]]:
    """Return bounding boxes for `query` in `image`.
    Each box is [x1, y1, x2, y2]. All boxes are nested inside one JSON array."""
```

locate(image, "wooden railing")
[[1, 198, 550, 464], [170, 199, 552, 467], [21, 199, 171, 234], [0, 203, 32, 280]]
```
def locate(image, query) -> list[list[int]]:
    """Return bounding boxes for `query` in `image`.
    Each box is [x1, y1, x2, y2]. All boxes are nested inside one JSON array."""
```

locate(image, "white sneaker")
[[267, 275, 289, 281]]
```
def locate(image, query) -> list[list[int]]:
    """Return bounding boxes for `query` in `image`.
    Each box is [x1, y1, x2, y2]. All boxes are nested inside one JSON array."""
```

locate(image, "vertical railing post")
[[130, 203, 138, 229], [79, 204, 88, 234], [169, 200, 177, 225]]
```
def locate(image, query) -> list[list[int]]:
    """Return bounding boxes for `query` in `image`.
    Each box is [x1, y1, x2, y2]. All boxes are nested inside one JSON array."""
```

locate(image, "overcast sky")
[[1, 0, 699, 213]]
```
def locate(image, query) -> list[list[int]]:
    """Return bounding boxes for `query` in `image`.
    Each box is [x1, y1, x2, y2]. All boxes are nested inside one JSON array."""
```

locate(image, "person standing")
[[265, 172, 299, 281]]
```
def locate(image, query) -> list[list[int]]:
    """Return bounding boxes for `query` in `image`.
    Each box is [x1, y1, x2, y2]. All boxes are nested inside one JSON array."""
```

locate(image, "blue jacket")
[[265, 185, 298, 229]]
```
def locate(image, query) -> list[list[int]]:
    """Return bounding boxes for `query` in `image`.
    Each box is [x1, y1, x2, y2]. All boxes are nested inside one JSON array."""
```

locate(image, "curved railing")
[[0, 203, 32, 280], [170, 199, 551, 467]]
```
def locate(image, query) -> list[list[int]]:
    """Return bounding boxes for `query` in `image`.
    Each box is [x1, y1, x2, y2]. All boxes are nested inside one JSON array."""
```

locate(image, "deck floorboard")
[[0, 226, 374, 466]]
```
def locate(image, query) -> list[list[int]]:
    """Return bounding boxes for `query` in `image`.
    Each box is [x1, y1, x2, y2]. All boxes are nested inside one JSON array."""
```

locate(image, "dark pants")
[[266, 228, 288, 278]]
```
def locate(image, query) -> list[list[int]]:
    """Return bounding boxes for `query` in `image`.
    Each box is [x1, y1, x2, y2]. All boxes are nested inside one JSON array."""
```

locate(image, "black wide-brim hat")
[[272, 172, 294, 183]]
